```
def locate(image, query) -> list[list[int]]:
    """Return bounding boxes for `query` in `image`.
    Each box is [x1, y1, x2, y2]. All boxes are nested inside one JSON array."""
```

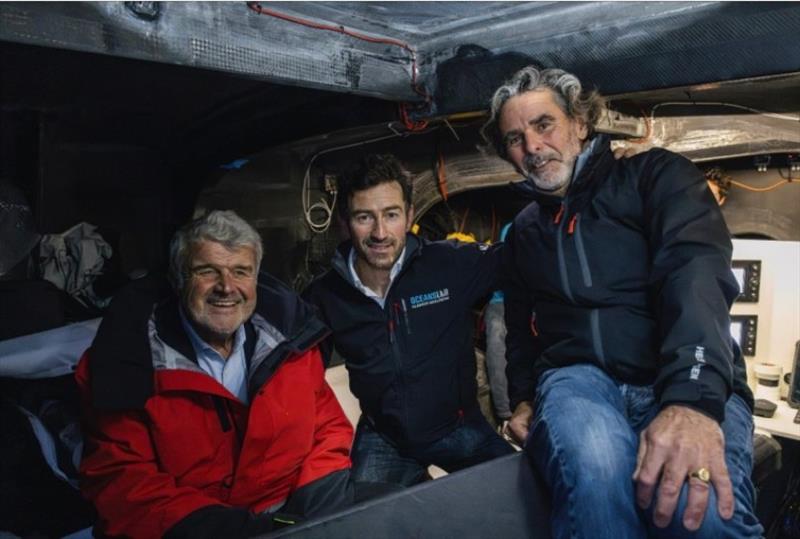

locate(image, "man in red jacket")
[[77, 210, 355, 539]]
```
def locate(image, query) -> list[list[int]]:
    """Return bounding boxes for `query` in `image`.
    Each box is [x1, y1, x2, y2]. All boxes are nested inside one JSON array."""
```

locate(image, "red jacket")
[[76, 275, 353, 539]]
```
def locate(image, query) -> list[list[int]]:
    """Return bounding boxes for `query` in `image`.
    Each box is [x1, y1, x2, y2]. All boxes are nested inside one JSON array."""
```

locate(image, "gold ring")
[[688, 468, 711, 483]]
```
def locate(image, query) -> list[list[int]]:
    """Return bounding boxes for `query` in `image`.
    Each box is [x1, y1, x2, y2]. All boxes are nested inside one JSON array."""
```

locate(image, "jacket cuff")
[[658, 370, 729, 424], [164, 505, 274, 539], [509, 384, 537, 412], [509, 395, 531, 413], [283, 468, 354, 519]]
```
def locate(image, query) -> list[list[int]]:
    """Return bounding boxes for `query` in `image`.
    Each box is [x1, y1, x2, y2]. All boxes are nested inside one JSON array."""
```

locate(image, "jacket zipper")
[[555, 201, 576, 303], [568, 207, 607, 366], [379, 249, 421, 435], [572, 213, 593, 288], [333, 240, 420, 436], [212, 396, 241, 494], [400, 299, 411, 334], [387, 298, 409, 431]]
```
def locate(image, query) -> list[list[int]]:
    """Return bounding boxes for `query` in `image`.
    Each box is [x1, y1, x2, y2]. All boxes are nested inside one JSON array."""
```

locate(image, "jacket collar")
[[89, 271, 327, 410]]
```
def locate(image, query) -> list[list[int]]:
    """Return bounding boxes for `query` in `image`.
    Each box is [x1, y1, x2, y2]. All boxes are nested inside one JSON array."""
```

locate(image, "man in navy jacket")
[[305, 154, 514, 487], [483, 66, 760, 538]]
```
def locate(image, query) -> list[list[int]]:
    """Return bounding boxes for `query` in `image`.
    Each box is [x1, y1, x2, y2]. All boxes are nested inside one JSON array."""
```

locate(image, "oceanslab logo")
[[409, 288, 450, 309]]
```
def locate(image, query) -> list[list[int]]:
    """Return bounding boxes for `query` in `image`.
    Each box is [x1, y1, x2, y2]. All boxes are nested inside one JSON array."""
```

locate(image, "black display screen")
[[730, 315, 757, 356], [731, 260, 761, 302], [790, 341, 800, 408]]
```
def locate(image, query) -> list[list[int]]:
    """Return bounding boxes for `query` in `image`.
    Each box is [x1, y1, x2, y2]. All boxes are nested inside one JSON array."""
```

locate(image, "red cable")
[[399, 103, 429, 131], [437, 152, 449, 202], [247, 1, 431, 130], [248, 2, 413, 53]]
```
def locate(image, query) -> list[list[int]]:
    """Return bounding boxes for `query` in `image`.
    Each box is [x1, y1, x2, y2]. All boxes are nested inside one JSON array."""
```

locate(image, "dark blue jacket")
[[504, 135, 753, 423], [306, 234, 501, 448]]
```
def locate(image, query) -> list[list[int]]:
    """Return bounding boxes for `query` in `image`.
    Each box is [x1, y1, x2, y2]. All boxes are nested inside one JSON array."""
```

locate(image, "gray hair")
[[480, 66, 605, 159], [169, 210, 263, 291]]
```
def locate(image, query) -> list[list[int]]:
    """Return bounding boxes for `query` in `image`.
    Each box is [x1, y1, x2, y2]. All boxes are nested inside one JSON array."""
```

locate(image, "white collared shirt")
[[348, 247, 406, 309], [179, 308, 249, 404]]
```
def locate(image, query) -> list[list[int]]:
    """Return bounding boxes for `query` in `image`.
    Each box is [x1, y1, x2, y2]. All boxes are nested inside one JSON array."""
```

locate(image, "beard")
[[522, 151, 578, 195], [355, 236, 405, 271], [521, 132, 585, 196]]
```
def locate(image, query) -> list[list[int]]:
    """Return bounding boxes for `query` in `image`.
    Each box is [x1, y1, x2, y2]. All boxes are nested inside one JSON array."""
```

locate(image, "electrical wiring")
[[446, 111, 487, 122], [442, 118, 460, 142], [247, 3, 412, 51], [246, 2, 431, 130], [706, 166, 796, 198], [458, 207, 470, 234], [729, 178, 795, 193], [399, 103, 429, 131], [650, 102, 800, 123], [301, 126, 437, 234], [436, 151, 449, 202]]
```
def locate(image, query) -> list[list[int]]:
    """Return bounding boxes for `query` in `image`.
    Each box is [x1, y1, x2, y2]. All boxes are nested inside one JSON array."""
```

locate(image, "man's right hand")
[[505, 401, 534, 445]]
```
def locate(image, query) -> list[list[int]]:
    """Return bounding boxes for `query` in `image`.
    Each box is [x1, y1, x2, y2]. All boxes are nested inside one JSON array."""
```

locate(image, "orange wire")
[[399, 103, 429, 131], [437, 152, 448, 201], [247, 3, 414, 54], [729, 179, 794, 192], [247, 1, 431, 130]]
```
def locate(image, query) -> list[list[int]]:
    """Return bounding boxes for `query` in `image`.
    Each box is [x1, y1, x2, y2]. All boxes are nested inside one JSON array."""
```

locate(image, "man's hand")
[[504, 401, 534, 445], [612, 145, 644, 160], [632, 405, 733, 531]]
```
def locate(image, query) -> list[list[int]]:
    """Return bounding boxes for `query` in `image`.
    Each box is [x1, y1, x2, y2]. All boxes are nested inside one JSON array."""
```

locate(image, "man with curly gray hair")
[[481, 66, 605, 197], [486, 67, 760, 538]]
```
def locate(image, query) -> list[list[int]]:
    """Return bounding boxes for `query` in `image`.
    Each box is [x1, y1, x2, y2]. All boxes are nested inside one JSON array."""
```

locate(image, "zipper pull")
[[553, 203, 565, 224], [388, 301, 401, 344], [567, 213, 578, 235], [530, 311, 539, 337], [400, 299, 411, 335]]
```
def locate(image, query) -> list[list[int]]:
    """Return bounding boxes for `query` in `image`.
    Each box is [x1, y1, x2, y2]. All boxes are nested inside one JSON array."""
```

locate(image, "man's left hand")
[[612, 145, 643, 160], [632, 405, 734, 531]]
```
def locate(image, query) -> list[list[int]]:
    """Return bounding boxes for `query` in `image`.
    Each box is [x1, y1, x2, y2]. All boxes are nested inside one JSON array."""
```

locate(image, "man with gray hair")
[[484, 67, 760, 538], [76, 210, 355, 538]]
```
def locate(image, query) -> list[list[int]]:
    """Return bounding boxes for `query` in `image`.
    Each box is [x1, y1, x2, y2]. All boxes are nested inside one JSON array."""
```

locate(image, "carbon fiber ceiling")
[[2, 1, 799, 116]]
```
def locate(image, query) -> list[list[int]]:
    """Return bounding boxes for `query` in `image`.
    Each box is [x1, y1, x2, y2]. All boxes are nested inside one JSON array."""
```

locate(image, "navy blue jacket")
[[306, 234, 501, 448], [504, 135, 753, 423]]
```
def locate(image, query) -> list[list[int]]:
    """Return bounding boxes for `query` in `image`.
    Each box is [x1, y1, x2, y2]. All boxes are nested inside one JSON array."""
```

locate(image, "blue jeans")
[[351, 414, 515, 487], [527, 364, 763, 539]]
